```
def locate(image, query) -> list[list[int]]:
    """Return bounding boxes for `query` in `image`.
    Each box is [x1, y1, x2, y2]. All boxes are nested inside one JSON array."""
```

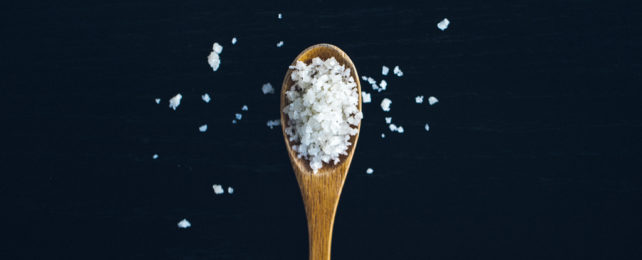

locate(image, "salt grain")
[[212, 184, 224, 195], [366, 168, 374, 174], [380, 98, 392, 112], [385, 117, 392, 124], [393, 66, 403, 77], [278, 13, 282, 19], [212, 42, 223, 54], [199, 124, 208, 132], [169, 94, 182, 110], [242, 105, 248, 111], [361, 76, 368, 81], [235, 113, 242, 120], [155, 98, 161, 104], [177, 219, 191, 229], [397, 126, 405, 133], [266, 119, 280, 129], [262, 83, 275, 94], [153, 154, 159, 159], [415, 95, 424, 104], [362, 91, 371, 103], [425, 123, 430, 132], [231, 37, 237, 45], [232, 120, 237, 124], [428, 96, 439, 105], [202, 93, 211, 103], [379, 80, 387, 90], [437, 18, 450, 31], [389, 123, 397, 131], [207, 51, 220, 71], [382, 66, 389, 76], [381, 133, 385, 138], [228, 187, 234, 194], [276, 41, 284, 47], [283, 57, 362, 173]]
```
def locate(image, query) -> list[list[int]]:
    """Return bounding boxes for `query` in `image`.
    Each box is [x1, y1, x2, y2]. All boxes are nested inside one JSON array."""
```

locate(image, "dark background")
[[3, 0, 642, 259]]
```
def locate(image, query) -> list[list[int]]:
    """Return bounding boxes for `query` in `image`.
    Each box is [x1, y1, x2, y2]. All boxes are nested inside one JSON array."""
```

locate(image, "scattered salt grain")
[[169, 94, 182, 110], [267, 119, 280, 129], [397, 126, 405, 133], [385, 117, 392, 124], [415, 96, 424, 104], [278, 13, 282, 19], [232, 120, 237, 124], [366, 168, 374, 174], [153, 154, 159, 159], [262, 83, 275, 94], [389, 123, 398, 132], [425, 123, 430, 132], [212, 42, 223, 54], [228, 187, 234, 194], [235, 113, 242, 120], [212, 184, 224, 195], [367, 77, 376, 85], [379, 80, 387, 90], [393, 66, 403, 77], [199, 124, 208, 132], [283, 57, 362, 173], [276, 41, 284, 48], [428, 96, 439, 105], [207, 51, 220, 71], [231, 37, 237, 45], [155, 98, 161, 104], [361, 76, 368, 81], [241, 105, 248, 111], [437, 18, 450, 31], [382, 66, 389, 76], [381, 133, 386, 138], [177, 219, 191, 229], [202, 93, 211, 103], [362, 91, 371, 103], [380, 98, 392, 112]]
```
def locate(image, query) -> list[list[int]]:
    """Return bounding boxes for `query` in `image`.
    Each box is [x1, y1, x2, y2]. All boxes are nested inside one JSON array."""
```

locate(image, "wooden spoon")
[[280, 44, 362, 260]]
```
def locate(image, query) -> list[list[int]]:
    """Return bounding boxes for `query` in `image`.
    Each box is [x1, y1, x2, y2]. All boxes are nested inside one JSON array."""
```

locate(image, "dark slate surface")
[[3, 0, 642, 259]]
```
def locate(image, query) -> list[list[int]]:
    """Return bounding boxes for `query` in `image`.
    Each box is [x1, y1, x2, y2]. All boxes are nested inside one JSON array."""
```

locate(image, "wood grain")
[[280, 44, 362, 260]]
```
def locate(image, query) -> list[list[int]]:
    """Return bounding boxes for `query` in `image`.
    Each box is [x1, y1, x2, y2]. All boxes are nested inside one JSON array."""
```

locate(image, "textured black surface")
[[3, 0, 642, 259]]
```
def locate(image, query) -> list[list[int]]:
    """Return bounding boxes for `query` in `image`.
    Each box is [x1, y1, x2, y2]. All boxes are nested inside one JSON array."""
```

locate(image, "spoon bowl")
[[280, 43, 362, 260]]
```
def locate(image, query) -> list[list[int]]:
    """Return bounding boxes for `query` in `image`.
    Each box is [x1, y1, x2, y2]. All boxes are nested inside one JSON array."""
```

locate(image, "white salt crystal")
[[155, 98, 161, 104], [437, 18, 450, 31], [231, 37, 237, 45], [241, 105, 248, 111], [266, 119, 280, 129], [385, 117, 392, 124], [202, 93, 211, 103], [415, 95, 424, 104], [278, 13, 282, 19], [212, 184, 224, 195], [397, 126, 405, 133], [177, 219, 191, 229], [227, 187, 234, 194], [425, 123, 430, 132], [366, 168, 374, 174], [207, 51, 220, 71], [262, 83, 275, 94], [199, 124, 208, 132], [428, 96, 439, 105], [235, 113, 242, 120], [393, 66, 403, 77], [152, 154, 159, 159], [232, 120, 237, 124], [361, 76, 368, 81], [380, 98, 392, 112], [362, 91, 371, 103], [169, 94, 182, 110], [283, 57, 362, 173], [276, 41, 284, 47], [367, 77, 376, 84], [381, 133, 385, 138], [382, 66, 389, 76], [212, 42, 223, 54], [379, 80, 387, 90], [389, 123, 398, 132]]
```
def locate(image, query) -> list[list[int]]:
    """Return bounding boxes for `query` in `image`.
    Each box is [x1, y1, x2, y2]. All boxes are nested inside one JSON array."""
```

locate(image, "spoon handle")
[[299, 176, 343, 260]]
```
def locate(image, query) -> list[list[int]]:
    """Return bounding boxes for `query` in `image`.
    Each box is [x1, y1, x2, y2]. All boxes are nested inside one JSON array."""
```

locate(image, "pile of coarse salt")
[[283, 57, 362, 173]]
